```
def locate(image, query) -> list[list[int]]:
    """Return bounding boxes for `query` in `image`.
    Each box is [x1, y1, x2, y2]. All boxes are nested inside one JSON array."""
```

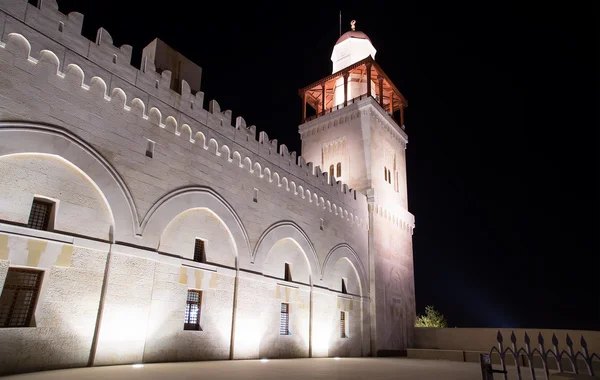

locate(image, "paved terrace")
[[2, 358, 557, 380]]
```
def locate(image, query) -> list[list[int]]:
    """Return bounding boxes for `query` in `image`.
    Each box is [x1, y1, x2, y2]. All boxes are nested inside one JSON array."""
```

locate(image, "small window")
[[183, 290, 202, 331], [320, 218, 324, 231], [280, 303, 290, 335], [329, 164, 334, 178], [58, 21, 64, 33], [27, 199, 54, 231], [388, 170, 391, 184], [112, 54, 117, 64], [155, 79, 159, 89], [336, 162, 342, 177], [0, 268, 43, 328], [284, 263, 292, 282], [253, 188, 258, 203], [340, 311, 348, 338], [384, 167, 387, 182], [341, 278, 347, 294], [193, 239, 206, 263], [146, 139, 155, 158]]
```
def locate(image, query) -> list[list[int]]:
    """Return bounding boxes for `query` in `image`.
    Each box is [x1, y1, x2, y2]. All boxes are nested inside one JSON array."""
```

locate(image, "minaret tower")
[[298, 21, 416, 356]]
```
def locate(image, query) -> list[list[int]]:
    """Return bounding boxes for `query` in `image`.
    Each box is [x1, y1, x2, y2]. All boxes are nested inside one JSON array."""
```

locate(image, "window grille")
[[284, 263, 292, 282], [0, 268, 43, 328], [340, 311, 348, 338], [183, 290, 202, 330], [280, 303, 290, 335], [27, 199, 53, 231], [194, 239, 205, 263]]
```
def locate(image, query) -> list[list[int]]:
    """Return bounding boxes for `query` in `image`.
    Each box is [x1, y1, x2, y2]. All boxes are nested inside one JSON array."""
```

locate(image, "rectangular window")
[[284, 263, 292, 282], [340, 311, 348, 338], [183, 290, 202, 330], [193, 239, 206, 263], [253, 188, 258, 203], [146, 139, 155, 158], [280, 303, 290, 335], [0, 268, 43, 328], [27, 199, 54, 231]]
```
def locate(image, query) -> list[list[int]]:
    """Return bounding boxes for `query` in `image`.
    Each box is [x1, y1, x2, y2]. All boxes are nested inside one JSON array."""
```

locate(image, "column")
[[389, 91, 394, 114], [343, 72, 349, 107], [400, 104, 405, 126], [366, 62, 372, 97], [302, 91, 307, 122], [321, 84, 326, 116], [378, 78, 384, 107]]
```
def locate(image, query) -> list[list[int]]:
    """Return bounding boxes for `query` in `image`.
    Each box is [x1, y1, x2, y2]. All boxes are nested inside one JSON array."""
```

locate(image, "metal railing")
[[480, 331, 600, 379]]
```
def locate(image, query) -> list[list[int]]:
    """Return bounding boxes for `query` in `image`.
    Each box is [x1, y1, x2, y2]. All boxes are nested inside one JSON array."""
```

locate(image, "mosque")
[[0, 0, 415, 375]]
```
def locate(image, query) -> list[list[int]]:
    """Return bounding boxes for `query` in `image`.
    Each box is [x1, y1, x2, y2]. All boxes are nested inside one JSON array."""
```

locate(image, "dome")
[[336, 30, 371, 45]]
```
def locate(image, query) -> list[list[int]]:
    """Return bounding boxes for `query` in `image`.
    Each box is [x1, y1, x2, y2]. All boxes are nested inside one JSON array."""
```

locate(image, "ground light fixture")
[[132, 364, 144, 368], [260, 358, 269, 363], [334, 357, 340, 360]]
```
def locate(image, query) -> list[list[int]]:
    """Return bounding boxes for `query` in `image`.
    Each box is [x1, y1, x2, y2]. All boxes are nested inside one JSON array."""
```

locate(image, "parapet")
[[0, 0, 406, 230]]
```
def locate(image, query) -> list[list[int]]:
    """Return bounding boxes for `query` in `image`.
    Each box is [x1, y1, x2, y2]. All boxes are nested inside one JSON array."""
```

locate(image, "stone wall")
[[0, 0, 376, 375]]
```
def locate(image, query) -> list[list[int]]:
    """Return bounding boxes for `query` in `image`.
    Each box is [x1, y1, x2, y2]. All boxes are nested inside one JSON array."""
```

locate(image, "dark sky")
[[56, 0, 599, 330]]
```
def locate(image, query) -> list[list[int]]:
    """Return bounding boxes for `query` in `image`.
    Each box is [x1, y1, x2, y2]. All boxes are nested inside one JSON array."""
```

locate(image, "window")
[[336, 162, 342, 177], [341, 278, 348, 294], [183, 290, 202, 330], [388, 170, 391, 184], [384, 167, 387, 182], [27, 199, 54, 231], [280, 303, 290, 335], [320, 218, 324, 231], [146, 139, 155, 158], [340, 311, 348, 338], [253, 188, 258, 203], [112, 54, 117, 64], [284, 263, 292, 282], [58, 21, 64, 33], [329, 164, 334, 178], [193, 239, 206, 263], [0, 268, 43, 328]]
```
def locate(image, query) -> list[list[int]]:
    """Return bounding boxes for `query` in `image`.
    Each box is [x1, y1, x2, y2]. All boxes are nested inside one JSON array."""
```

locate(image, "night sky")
[[56, 0, 599, 330]]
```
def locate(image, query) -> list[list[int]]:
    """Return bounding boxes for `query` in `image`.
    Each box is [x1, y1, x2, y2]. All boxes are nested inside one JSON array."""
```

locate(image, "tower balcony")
[[299, 56, 407, 127]]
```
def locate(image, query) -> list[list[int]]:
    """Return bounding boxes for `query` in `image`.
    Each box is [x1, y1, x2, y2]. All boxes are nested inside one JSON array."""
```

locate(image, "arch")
[[253, 162, 263, 177], [0, 122, 138, 242], [322, 243, 367, 298], [141, 186, 251, 267], [252, 221, 320, 284]]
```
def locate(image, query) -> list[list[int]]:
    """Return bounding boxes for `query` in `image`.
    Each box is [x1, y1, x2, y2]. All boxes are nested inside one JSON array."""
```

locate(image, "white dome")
[[331, 29, 377, 73]]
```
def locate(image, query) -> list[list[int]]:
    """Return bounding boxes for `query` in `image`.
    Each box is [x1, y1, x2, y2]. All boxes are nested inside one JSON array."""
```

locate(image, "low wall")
[[413, 328, 600, 354]]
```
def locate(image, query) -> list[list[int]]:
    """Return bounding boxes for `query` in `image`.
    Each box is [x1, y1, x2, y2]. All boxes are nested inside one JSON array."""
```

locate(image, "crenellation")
[[88, 27, 136, 85], [24, 1, 87, 56], [0, 17, 371, 231]]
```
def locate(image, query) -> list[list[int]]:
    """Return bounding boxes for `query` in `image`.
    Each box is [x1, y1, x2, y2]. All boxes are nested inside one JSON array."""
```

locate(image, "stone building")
[[0, 0, 415, 375]]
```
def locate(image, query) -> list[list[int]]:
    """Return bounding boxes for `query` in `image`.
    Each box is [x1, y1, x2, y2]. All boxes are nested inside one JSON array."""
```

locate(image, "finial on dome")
[[350, 20, 356, 31]]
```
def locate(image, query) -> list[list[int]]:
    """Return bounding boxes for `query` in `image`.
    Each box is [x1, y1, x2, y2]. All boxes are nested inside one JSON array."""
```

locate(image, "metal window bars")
[[280, 303, 290, 335], [193, 239, 205, 263], [27, 199, 52, 230], [340, 311, 348, 338], [183, 290, 201, 331], [480, 330, 600, 380], [0, 268, 43, 327]]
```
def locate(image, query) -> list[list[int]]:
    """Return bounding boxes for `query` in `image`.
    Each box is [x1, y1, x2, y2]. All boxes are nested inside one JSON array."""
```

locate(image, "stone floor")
[[0, 357, 556, 380]]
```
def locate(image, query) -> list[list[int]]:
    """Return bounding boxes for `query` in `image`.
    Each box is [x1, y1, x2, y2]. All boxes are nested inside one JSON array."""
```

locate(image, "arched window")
[[387, 169, 391, 184], [384, 167, 387, 182], [336, 162, 342, 177], [329, 165, 334, 178]]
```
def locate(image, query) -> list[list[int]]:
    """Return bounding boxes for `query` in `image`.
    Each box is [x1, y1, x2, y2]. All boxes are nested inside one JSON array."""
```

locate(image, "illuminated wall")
[[0, 0, 380, 375]]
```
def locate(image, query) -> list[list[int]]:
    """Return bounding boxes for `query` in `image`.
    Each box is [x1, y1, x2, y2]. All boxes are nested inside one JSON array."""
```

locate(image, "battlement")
[[0, 0, 379, 229]]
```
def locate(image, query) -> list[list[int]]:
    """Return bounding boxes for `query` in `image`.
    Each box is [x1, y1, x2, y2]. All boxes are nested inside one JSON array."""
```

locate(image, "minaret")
[[298, 21, 416, 356]]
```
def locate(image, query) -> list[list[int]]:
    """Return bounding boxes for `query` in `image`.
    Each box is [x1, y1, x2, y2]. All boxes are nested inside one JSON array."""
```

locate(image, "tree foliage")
[[415, 305, 448, 328]]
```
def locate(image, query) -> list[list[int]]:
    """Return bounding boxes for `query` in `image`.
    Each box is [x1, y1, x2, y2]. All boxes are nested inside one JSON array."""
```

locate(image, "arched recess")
[[321, 243, 368, 298], [141, 186, 251, 268], [0, 122, 138, 242], [158, 207, 237, 268], [253, 221, 320, 284], [0, 153, 114, 240]]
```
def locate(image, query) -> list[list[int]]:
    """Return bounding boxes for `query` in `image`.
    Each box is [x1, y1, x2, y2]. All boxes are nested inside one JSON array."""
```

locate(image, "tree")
[[415, 305, 448, 328]]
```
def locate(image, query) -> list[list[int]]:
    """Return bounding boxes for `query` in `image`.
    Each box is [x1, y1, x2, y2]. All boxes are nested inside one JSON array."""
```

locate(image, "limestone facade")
[[0, 0, 415, 375]]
